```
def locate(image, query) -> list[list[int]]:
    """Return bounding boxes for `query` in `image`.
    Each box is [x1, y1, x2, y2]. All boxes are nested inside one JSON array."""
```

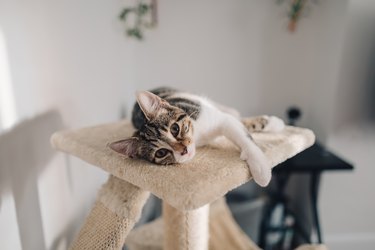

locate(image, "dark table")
[[260, 142, 354, 247]]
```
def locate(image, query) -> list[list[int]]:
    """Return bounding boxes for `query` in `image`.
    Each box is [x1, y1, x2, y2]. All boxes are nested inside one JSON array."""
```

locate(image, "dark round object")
[[286, 107, 302, 125]]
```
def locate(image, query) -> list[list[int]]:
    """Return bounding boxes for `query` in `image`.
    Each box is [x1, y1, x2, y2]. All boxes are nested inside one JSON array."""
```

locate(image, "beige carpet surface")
[[51, 120, 315, 210]]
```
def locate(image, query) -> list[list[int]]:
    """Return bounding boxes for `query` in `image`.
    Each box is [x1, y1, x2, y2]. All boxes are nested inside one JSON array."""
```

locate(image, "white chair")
[[0, 110, 64, 250]]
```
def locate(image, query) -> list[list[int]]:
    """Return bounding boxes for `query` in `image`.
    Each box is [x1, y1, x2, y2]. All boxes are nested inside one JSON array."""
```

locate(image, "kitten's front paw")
[[242, 115, 285, 133], [241, 149, 272, 187]]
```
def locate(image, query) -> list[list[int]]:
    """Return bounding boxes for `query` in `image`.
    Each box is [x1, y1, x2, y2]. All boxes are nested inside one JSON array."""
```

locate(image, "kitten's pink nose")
[[181, 147, 188, 156]]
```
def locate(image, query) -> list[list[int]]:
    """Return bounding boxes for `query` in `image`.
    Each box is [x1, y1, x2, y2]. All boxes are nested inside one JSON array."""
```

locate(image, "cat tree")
[[51, 119, 317, 250]]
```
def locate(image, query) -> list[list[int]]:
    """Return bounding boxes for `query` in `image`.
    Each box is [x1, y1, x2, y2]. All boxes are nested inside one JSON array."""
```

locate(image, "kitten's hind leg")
[[242, 115, 285, 133]]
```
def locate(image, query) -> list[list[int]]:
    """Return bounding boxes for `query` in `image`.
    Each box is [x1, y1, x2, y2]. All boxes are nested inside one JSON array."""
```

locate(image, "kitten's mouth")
[[181, 147, 188, 156], [176, 144, 196, 163]]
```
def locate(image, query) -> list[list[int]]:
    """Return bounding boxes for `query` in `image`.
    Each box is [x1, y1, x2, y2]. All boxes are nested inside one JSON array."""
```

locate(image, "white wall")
[[323, 123, 375, 249], [321, 1, 375, 249], [132, 0, 347, 140], [0, 0, 136, 125], [131, 0, 375, 249], [0, 0, 135, 249], [1, 0, 374, 249]]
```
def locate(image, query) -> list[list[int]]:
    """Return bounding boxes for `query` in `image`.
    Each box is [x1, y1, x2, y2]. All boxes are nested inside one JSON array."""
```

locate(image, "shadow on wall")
[[0, 110, 76, 250], [365, 34, 375, 122], [333, 6, 375, 128]]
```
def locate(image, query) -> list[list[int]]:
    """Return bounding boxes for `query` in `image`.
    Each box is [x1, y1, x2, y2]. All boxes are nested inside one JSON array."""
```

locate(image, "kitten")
[[110, 87, 285, 187]]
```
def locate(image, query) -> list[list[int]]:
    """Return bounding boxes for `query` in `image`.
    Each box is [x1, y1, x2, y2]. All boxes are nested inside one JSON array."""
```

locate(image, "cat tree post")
[[50, 119, 315, 249], [163, 202, 209, 250]]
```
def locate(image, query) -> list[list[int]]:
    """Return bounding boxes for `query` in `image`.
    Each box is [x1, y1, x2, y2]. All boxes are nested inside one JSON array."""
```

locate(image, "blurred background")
[[0, 0, 374, 249]]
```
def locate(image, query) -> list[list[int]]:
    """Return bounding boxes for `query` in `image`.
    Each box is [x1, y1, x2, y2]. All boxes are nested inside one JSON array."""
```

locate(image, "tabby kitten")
[[110, 87, 284, 187]]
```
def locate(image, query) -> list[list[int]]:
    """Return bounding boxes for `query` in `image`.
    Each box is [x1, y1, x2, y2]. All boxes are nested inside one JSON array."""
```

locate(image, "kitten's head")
[[110, 91, 196, 165]]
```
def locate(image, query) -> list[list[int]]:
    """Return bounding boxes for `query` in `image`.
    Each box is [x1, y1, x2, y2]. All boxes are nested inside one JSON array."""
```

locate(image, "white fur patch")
[[264, 116, 285, 132], [158, 93, 281, 187]]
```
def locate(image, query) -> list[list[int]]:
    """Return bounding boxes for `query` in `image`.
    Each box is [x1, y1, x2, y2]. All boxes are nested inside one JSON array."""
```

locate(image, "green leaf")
[[127, 28, 143, 40], [119, 8, 133, 20], [138, 4, 150, 15]]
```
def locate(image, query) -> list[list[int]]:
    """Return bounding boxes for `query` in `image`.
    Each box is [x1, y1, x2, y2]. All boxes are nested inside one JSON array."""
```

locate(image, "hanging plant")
[[277, 0, 319, 32], [288, 0, 307, 32], [119, 0, 157, 40]]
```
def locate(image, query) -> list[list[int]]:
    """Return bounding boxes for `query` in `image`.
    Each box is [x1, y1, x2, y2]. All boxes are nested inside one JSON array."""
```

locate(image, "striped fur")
[[110, 87, 285, 187], [132, 87, 200, 129], [110, 88, 197, 165]]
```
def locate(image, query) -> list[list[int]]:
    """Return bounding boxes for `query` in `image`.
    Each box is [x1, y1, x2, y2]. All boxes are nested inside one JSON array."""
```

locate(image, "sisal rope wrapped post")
[[163, 202, 209, 250], [70, 175, 150, 250], [126, 198, 261, 250]]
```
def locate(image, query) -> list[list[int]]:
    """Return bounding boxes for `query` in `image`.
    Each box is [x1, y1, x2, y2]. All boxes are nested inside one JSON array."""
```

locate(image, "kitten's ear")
[[136, 91, 167, 120], [109, 137, 139, 158]]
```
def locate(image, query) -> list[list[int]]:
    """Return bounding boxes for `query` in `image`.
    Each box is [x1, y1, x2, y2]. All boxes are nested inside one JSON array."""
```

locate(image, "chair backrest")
[[0, 110, 64, 250]]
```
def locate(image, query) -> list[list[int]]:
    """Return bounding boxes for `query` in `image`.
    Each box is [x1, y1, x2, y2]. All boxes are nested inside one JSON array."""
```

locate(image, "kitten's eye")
[[155, 148, 169, 158], [170, 123, 180, 137]]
